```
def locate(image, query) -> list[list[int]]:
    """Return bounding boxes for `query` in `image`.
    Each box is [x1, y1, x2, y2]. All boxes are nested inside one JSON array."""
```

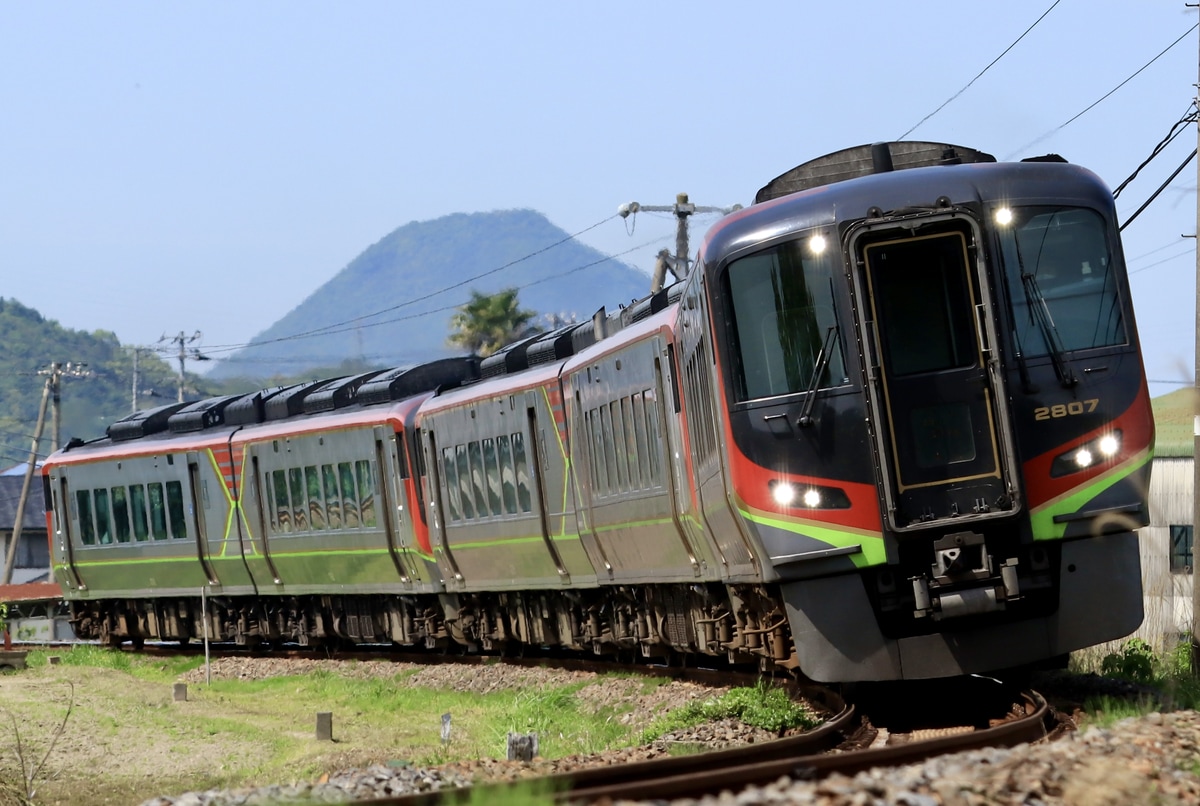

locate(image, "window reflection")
[[725, 233, 846, 401], [999, 207, 1126, 356]]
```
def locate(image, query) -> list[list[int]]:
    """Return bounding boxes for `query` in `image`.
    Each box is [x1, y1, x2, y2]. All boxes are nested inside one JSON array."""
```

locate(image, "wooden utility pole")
[[41, 361, 89, 454], [159, 330, 206, 403], [2, 374, 51, 585], [618, 194, 741, 293]]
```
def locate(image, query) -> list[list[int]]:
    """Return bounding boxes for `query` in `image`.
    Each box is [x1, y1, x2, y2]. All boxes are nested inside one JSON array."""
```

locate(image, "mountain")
[[209, 210, 654, 380], [0, 299, 182, 459]]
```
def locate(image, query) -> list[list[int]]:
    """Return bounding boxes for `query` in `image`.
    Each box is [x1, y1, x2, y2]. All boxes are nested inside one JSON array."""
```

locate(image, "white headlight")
[[1098, 434, 1120, 457], [1074, 448, 1094, 468], [809, 234, 827, 254], [772, 482, 796, 506], [802, 489, 822, 508], [995, 207, 1013, 226]]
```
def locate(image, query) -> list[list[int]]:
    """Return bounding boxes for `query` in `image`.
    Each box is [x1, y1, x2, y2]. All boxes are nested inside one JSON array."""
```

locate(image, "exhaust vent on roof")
[[756, 141, 997, 203]]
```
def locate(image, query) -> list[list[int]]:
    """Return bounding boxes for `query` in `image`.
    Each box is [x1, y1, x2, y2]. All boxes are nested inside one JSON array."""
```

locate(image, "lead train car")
[[43, 142, 1153, 681]]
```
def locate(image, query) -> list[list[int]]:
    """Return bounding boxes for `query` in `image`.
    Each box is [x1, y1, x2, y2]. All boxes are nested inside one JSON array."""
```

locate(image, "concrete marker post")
[[316, 712, 333, 742]]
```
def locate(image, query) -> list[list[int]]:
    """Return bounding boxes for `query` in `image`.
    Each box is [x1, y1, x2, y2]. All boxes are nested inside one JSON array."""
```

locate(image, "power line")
[[898, 0, 1062, 140], [1004, 22, 1199, 159], [1129, 245, 1195, 274], [201, 213, 622, 354], [201, 234, 669, 356], [1113, 102, 1198, 198], [1120, 147, 1197, 231]]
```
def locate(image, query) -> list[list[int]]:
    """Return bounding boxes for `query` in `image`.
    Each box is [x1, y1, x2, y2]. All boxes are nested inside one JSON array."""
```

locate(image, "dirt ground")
[[0, 655, 736, 806]]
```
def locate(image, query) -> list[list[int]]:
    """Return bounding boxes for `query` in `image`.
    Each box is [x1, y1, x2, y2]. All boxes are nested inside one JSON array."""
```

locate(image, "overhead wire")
[[204, 235, 671, 352], [201, 213, 623, 354], [1004, 22, 1198, 160], [1113, 101, 1198, 199], [1120, 147, 1196, 231], [1129, 246, 1195, 275], [897, 0, 1062, 140]]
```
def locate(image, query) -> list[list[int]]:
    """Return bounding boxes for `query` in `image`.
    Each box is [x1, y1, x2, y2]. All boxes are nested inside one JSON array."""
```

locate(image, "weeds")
[[0, 683, 75, 805], [641, 680, 818, 742], [1087, 636, 1200, 720]]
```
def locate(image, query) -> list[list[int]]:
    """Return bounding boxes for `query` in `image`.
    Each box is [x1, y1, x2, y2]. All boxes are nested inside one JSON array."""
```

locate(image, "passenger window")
[[442, 446, 462, 521], [483, 438, 502, 516], [289, 468, 308, 531], [339, 462, 360, 527], [94, 488, 112, 545], [357, 460, 376, 528], [587, 410, 607, 495], [395, 436, 410, 480], [76, 490, 95, 546], [512, 432, 532, 512], [455, 445, 474, 519], [322, 465, 341, 528], [468, 441, 488, 518], [599, 406, 618, 494], [631, 394, 649, 489], [129, 484, 149, 541], [165, 481, 187, 539], [148, 483, 169, 540], [644, 390, 662, 485], [272, 470, 292, 533], [497, 435, 517, 515], [610, 401, 628, 491], [111, 486, 131, 544], [305, 466, 325, 530]]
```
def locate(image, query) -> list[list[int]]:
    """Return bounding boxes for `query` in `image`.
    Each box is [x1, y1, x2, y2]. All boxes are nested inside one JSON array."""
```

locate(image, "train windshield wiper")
[[1013, 237, 1077, 388], [797, 326, 839, 427]]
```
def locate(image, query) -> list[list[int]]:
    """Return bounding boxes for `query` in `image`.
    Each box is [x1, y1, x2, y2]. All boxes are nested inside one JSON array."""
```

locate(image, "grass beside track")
[[0, 647, 816, 806]]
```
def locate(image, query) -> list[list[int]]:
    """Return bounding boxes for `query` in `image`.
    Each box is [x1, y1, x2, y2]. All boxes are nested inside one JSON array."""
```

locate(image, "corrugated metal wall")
[[1132, 457, 1192, 651]]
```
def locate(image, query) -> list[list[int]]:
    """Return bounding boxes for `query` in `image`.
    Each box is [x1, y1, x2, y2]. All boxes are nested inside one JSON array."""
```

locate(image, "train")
[[41, 141, 1154, 682]]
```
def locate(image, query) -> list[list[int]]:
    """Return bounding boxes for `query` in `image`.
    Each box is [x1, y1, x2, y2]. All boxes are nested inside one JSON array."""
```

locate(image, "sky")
[[1, 1, 1197, 395]]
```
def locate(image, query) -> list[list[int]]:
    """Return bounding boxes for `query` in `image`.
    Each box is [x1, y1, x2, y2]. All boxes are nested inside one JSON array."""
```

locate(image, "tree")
[[447, 289, 541, 357]]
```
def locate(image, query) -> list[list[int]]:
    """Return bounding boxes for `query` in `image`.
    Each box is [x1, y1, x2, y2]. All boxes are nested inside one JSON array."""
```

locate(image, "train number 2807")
[[1034, 399, 1099, 421]]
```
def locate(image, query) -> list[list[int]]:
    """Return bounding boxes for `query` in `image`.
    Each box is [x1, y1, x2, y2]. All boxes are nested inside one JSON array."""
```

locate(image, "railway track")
[[24, 642, 1057, 804], [355, 687, 1048, 805], [225, 653, 1042, 806]]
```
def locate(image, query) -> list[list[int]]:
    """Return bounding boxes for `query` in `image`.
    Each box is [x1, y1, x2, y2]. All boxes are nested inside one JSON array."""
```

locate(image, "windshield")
[[723, 232, 846, 402], [998, 207, 1126, 357]]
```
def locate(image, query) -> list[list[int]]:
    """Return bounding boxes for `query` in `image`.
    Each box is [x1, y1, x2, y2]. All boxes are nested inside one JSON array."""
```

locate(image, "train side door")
[[852, 220, 1017, 531], [373, 425, 415, 585], [48, 471, 87, 591], [186, 452, 220, 585]]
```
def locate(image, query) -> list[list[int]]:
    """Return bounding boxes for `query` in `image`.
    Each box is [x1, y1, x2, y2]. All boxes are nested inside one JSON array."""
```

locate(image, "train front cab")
[[706, 161, 1152, 681]]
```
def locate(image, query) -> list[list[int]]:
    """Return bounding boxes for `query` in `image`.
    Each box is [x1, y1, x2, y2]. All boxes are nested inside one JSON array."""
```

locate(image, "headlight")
[[1050, 430, 1122, 478], [768, 479, 850, 509]]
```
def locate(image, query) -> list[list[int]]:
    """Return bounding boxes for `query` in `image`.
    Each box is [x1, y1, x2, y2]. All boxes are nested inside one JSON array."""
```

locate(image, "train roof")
[[703, 142, 1112, 269]]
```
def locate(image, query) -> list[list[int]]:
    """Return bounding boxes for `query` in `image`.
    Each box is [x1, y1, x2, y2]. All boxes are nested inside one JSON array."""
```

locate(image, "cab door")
[[853, 219, 1017, 531]]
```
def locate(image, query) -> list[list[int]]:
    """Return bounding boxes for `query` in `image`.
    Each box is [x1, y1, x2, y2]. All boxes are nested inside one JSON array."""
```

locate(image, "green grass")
[[641, 680, 820, 743], [26, 644, 205, 680], [0, 648, 826, 805], [1077, 637, 1200, 724]]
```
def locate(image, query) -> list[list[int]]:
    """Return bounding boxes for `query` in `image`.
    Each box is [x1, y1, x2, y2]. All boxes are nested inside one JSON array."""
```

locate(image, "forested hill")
[[0, 299, 181, 467], [208, 210, 653, 380]]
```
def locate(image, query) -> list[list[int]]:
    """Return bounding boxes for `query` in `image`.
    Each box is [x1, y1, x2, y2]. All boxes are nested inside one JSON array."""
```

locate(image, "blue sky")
[[1, 2, 1196, 394]]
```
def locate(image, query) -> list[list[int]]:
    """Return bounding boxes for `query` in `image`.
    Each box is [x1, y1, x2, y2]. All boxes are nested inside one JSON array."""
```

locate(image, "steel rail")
[[364, 690, 1047, 806]]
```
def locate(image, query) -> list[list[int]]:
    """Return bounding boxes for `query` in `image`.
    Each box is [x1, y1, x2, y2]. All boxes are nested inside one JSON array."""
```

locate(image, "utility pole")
[[132, 346, 141, 412], [40, 361, 90, 454], [618, 193, 742, 293], [159, 330, 207, 403], [1192, 9, 1200, 669], [2, 372, 51, 585]]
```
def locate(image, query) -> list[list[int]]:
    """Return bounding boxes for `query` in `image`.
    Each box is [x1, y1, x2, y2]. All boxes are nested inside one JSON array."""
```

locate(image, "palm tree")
[[447, 288, 542, 357]]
